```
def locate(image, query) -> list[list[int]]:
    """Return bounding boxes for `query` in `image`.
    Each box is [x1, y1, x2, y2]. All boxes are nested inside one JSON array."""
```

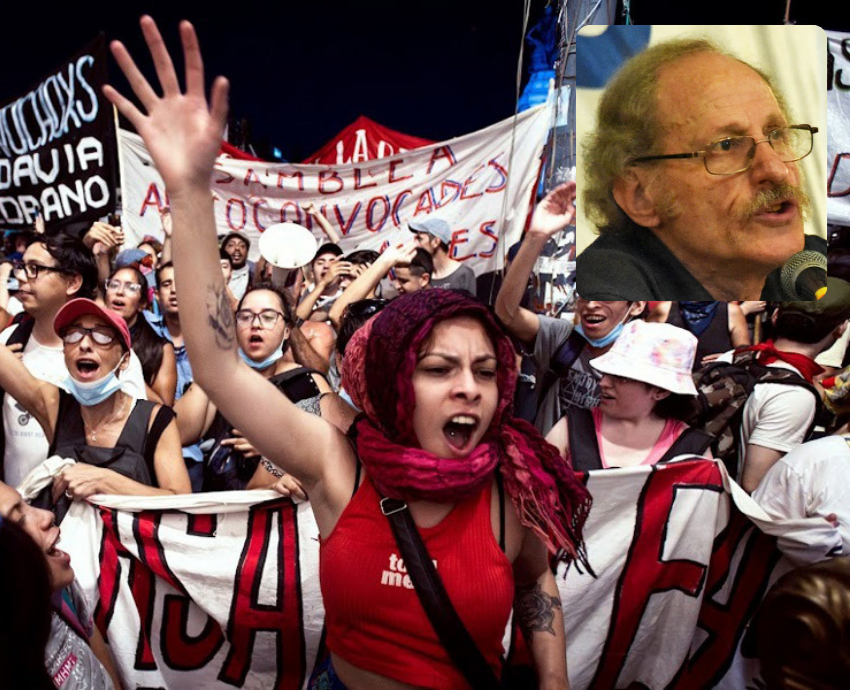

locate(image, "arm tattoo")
[[206, 284, 235, 349], [515, 581, 561, 640]]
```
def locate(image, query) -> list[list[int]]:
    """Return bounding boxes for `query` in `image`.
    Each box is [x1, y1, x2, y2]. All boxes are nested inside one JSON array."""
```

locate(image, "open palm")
[[103, 17, 228, 195]]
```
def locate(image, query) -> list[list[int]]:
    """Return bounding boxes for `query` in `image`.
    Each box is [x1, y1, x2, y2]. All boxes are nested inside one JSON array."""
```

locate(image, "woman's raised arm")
[[103, 18, 355, 503]]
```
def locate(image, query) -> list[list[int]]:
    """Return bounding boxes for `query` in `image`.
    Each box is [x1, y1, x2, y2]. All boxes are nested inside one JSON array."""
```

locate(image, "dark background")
[[0, 1, 839, 162]]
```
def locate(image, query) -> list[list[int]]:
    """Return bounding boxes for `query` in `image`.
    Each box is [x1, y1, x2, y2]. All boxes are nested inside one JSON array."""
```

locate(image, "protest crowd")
[[1, 16, 848, 690]]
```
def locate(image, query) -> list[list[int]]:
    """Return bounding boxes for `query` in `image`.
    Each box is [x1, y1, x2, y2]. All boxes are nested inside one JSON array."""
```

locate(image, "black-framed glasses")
[[235, 309, 285, 329], [632, 124, 818, 175], [60, 326, 119, 347], [105, 279, 143, 295], [11, 260, 69, 280]]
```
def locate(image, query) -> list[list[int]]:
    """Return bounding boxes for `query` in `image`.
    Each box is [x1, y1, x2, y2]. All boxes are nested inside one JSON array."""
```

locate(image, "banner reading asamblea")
[[0, 36, 117, 227]]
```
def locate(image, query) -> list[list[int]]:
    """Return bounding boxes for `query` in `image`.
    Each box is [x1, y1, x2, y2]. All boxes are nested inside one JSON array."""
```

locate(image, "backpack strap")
[[0, 317, 36, 481], [536, 330, 585, 418], [658, 427, 715, 464], [566, 406, 603, 472]]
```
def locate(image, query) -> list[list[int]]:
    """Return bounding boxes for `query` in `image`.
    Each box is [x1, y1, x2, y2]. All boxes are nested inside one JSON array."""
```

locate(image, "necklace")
[[83, 395, 129, 442]]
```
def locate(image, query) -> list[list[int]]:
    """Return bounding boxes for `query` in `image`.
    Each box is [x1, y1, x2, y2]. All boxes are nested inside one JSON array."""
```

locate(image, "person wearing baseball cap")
[[408, 217, 477, 297], [0, 298, 191, 516], [545, 320, 712, 470], [727, 277, 850, 493]]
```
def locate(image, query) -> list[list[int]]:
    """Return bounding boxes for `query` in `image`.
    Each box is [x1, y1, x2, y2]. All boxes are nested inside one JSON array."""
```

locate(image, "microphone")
[[780, 250, 827, 300]]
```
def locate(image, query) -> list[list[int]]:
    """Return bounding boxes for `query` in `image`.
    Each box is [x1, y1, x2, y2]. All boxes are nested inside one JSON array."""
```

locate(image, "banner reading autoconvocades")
[[828, 30, 850, 225], [0, 36, 117, 227], [120, 105, 551, 274]]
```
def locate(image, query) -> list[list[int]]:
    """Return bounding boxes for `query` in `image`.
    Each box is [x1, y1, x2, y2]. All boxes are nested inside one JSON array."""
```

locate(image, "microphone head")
[[781, 250, 826, 296]]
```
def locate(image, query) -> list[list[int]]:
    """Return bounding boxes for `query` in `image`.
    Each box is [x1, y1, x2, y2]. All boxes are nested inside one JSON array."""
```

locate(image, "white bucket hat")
[[589, 321, 698, 395]]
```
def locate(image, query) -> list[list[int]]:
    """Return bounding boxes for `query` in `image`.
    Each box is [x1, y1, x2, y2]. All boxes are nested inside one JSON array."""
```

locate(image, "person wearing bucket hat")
[[718, 277, 850, 493], [409, 217, 477, 296], [0, 298, 190, 515], [546, 321, 714, 470]]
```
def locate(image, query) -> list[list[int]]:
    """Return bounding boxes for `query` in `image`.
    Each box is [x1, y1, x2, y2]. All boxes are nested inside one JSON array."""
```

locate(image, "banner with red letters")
[[57, 460, 830, 689], [118, 105, 551, 273], [828, 30, 850, 224]]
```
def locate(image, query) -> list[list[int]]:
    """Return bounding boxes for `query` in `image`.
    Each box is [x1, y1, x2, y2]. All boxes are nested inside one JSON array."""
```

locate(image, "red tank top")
[[320, 476, 514, 689]]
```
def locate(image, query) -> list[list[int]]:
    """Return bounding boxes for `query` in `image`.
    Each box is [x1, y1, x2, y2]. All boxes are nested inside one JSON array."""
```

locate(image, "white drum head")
[[258, 222, 318, 268]]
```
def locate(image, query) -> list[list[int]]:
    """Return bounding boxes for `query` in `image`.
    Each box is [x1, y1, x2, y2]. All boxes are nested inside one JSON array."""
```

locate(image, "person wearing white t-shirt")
[[1, 235, 147, 488], [720, 279, 850, 493]]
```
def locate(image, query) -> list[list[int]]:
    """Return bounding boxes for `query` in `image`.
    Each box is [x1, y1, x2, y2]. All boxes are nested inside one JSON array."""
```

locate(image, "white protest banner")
[[0, 36, 118, 227], [119, 105, 551, 273], [62, 492, 323, 690], [828, 31, 850, 225], [55, 459, 829, 689]]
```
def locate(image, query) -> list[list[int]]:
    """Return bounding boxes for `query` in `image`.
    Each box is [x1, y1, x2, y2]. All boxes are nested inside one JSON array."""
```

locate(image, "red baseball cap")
[[53, 299, 132, 351]]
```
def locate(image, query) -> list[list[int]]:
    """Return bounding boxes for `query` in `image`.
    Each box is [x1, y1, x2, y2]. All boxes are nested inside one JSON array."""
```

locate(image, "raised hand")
[[528, 181, 577, 239], [380, 239, 419, 267], [103, 16, 229, 196]]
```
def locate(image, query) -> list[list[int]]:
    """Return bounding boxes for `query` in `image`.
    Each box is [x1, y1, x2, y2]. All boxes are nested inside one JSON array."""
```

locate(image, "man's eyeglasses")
[[632, 124, 818, 176], [235, 309, 285, 329], [60, 326, 119, 347], [11, 260, 69, 280], [105, 280, 143, 295]]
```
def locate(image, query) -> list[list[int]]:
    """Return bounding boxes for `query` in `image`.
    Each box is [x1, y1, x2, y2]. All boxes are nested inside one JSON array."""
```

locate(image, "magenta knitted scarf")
[[342, 289, 591, 564]]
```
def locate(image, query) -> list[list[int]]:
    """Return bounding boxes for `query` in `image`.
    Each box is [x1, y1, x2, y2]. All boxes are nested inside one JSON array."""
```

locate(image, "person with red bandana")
[[103, 17, 592, 688], [716, 278, 850, 492]]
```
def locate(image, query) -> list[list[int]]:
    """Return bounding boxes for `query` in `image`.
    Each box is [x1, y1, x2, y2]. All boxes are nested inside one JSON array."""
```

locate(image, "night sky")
[[0, 1, 840, 162], [1, 1, 540, 161]]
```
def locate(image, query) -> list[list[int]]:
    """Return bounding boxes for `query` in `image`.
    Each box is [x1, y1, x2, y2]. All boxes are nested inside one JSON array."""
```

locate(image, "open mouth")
[[46, 532, 70, 564], [75, 358, 101, 380], [443, 414, 479, 452], [582, 314, 606, 325]]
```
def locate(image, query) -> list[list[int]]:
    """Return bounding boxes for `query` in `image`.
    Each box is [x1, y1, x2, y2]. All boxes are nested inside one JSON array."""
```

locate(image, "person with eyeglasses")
[[576, 38, 825, 301], [104, 265, 178, 406], [0, 235, 147, 491], [0, 298, 190, 519], [103, 19, 595, 688], [174, 283, 339, 491]]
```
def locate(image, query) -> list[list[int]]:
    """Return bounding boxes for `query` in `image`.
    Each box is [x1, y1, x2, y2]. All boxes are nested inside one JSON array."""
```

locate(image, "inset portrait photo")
[[575, 25, 826, 301]]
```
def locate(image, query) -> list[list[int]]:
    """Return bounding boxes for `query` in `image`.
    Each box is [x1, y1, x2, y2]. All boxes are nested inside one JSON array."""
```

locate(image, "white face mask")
[[63, 357, 126, 406]]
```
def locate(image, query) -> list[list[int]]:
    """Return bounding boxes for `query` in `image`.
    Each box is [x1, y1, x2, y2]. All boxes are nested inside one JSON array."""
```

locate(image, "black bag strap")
[[379, 496, 501, 690], [657, 427, 714, 463], [536, 330, 585, 417], [566, 407, 602, 472]]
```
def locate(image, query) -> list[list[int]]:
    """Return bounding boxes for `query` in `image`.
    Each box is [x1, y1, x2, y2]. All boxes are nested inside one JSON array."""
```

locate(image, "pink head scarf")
[[343, 289, 591, 565]]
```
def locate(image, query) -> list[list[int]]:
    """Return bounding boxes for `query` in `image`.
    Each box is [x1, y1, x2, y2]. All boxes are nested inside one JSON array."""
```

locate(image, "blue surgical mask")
[[574, 308, 632, 349], [239, 342, 284, 370], [64, 358, 126, 407]]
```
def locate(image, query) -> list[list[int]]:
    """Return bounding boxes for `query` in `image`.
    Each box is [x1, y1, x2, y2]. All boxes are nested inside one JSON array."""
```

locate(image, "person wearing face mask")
[[175, 283, 335, 491], [545, 321, 713, 469], [0, 299, 190, 521]]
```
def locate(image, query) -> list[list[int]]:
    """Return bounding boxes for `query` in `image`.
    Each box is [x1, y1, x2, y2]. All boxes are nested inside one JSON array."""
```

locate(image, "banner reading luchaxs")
[[0, 35, 118, 227]]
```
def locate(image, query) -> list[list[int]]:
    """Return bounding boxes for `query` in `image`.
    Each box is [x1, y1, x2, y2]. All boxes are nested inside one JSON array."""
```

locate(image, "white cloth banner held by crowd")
[[118, 105, 551, 274], [828, 30, 850, 225], [60, 491, 323, 690], [50, 459, 837, 689]]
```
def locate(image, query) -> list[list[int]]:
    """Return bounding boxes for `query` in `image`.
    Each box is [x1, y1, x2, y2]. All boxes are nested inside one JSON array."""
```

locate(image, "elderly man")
[[577, 38, 824, 301]]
